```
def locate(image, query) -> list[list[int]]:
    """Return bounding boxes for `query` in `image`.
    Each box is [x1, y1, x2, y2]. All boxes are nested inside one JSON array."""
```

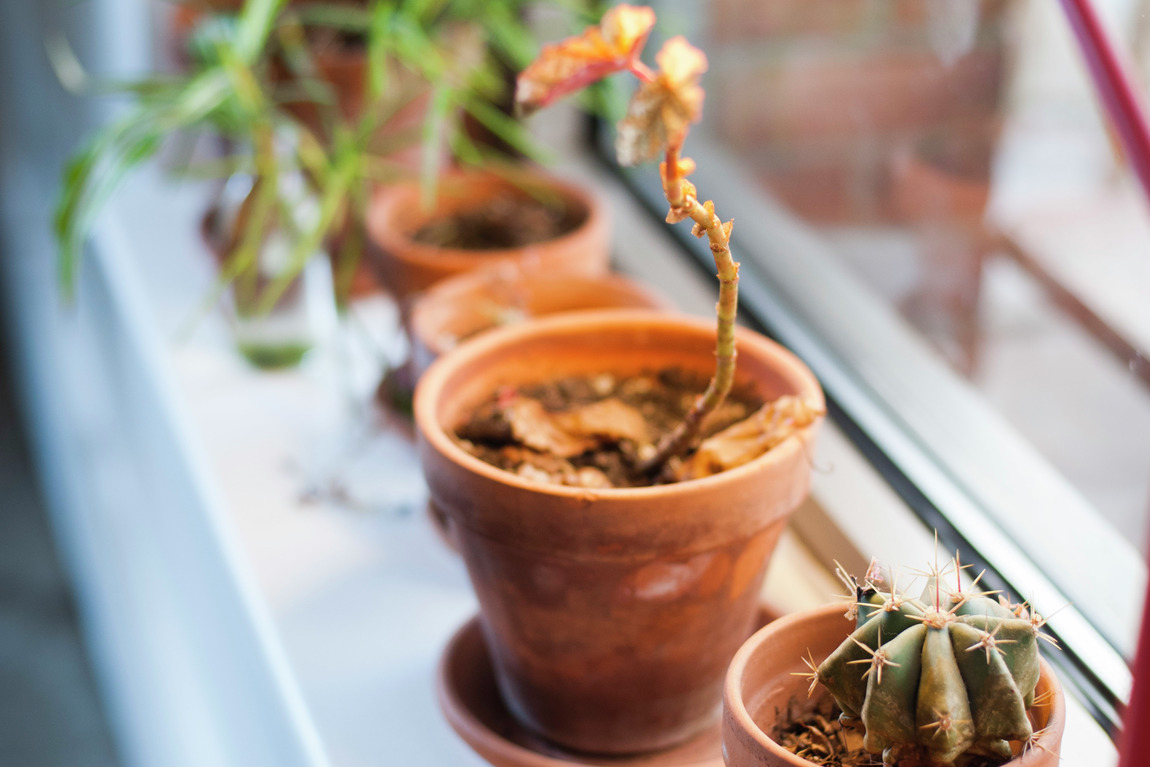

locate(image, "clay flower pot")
[[366, 169, 610, 302], [408, 266, 672, 379], [415, 310, 824, 754], [722, 603, 1066, 767]]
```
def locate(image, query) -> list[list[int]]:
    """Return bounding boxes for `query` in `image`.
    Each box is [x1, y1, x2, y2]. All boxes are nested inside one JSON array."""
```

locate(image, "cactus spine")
[[812, 556, 1055, 766]]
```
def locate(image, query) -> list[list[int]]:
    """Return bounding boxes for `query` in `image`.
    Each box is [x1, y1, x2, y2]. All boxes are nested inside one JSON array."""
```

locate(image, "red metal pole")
[[1120, 564, 1150, 766], [1060, 0, 1150, 206], [1057, 4, 1150, 761]]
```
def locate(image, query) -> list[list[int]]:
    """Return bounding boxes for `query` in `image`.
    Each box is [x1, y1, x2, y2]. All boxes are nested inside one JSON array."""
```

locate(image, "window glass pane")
[[705, 0, 1150, 543], [653, 1, 1149, 554], [614, 0, 1149, 668]]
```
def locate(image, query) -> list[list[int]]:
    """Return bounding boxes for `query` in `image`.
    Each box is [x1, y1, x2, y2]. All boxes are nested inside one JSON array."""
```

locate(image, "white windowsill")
[[67, 148, 1119, 765]]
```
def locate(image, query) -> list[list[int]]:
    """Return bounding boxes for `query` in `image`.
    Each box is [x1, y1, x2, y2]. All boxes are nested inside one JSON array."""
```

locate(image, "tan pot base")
[[438, 606, 784, 767]]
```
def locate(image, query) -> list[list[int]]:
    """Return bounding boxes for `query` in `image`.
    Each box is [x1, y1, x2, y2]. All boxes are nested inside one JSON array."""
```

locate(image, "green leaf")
[[257, 166, 351, 314], [157, 72, 232, 131], [461, 94, 543, 162], [367, 3, 393, 101], [482, 9, 535, 68], [219, 172, 280, 313], [295, 126, 332, 183], [293, 2, 372, 32], [419, 84, 453, 210], [172, 154, 255, 181], [54, 146, 100, 298], [447, 129, 484, 167], [332, 182, 367, 309], [54, 112, 164, 298], [235, 0, 289, 64]]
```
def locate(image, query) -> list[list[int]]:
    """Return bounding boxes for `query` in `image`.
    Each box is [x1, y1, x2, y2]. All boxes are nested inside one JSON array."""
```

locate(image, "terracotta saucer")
[[436, 605, 783, 767]]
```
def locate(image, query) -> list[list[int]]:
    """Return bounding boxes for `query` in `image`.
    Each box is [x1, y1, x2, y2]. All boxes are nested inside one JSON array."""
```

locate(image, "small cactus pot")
[[722, 603, 1065, 767]]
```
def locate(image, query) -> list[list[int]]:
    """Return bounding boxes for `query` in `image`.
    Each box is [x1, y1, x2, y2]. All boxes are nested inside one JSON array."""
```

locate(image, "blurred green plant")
[[53, 0, 572, 310]]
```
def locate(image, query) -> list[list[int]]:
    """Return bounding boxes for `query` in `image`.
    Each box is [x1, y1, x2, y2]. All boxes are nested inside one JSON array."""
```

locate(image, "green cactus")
[[810, 556, 1055, 766]]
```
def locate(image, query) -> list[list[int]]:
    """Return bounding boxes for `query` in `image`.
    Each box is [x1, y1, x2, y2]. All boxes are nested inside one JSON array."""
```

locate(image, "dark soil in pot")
[[771, 694, 869, 766], [366, 170, 610, 300], [413, 193, 583, 250], [455, 367, 764, 488], [771, 693, 1049, 767]]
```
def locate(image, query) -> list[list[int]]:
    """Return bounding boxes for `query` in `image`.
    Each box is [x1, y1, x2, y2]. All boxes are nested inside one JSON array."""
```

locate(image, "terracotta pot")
[[366, 169, 610, 302], [415, 310, 824, 754], [722, 603, 1066, 767], [408, 267, 672, 379]]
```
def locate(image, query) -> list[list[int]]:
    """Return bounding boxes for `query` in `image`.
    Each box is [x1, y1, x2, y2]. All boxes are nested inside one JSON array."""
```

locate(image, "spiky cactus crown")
[[803, 556, 1057, 766]]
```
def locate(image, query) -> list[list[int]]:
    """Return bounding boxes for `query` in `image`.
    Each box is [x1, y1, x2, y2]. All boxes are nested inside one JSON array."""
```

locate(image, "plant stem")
[[638, 144, 739, 475], [234, 122, 279, 310], [628, 60, 656, 83]]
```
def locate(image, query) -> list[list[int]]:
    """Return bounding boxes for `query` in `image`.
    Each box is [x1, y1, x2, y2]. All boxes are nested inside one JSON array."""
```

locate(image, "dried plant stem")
[[638, 144, 739, 475]]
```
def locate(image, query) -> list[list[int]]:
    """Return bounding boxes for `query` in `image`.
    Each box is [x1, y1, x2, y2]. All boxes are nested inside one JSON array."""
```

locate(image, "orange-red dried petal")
[[615, 36, 708, 166], [515, 5, 655, 115]]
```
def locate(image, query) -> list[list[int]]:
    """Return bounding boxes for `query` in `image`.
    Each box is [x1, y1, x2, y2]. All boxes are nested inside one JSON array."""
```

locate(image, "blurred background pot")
[[407, 266, 671, 379], [414, 311, 823, 754], [365, 168, 610, 302]]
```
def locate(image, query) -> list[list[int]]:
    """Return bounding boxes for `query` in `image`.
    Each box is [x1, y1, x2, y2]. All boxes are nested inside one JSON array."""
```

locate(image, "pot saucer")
[[436, 606, 782, 767]]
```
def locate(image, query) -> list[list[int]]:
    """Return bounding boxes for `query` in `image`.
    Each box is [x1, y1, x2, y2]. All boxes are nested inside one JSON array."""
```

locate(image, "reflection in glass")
[[691, 0, 1150, 550]]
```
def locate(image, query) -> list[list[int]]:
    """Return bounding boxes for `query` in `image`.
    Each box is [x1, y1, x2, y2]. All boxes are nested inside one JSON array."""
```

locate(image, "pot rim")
[[367, 168, 607, 269], [411, 265, 674, 315], [413, 308, 825, 501], [723, 603, 1067, 766], [408, 267, 674, 355]]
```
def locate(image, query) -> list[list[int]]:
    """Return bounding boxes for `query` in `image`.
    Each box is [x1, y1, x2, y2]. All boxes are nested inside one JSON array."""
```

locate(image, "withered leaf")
[[505, 396, 653, 460], [515, 5, 655, 115], [616, 36, 707, 166], [554, 397, 651, 445], [677, 396, 821, 480], [504, 398, 595, 458]]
